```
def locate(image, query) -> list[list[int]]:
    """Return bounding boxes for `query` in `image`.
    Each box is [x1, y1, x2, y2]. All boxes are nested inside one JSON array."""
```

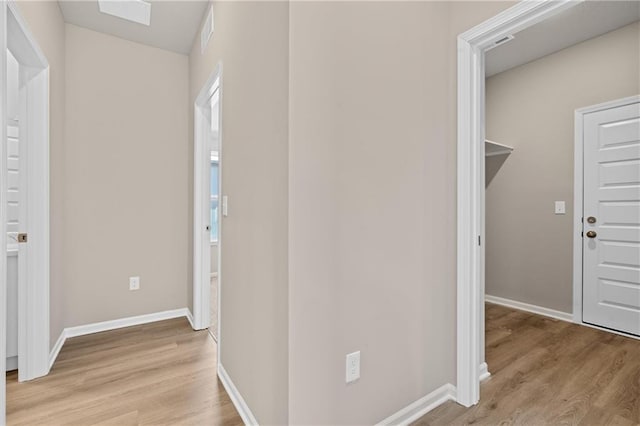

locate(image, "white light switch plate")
[[346, 351, 360, 383], [555, 201, 566, 215], [222, 195, 228, 217]]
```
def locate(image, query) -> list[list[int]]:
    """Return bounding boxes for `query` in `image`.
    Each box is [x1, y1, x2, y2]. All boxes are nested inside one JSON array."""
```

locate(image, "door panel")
[[583, 101, 640, 336]]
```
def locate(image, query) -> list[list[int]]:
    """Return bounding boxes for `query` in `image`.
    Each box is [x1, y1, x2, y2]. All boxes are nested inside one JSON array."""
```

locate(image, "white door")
[[6, 124, 20, 371], [582, 100, 640, 336]]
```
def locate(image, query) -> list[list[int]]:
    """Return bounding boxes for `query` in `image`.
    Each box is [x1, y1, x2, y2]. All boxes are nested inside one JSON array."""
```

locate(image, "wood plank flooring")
[[416, 303, 640, 426], [7, 318, 242, 425]]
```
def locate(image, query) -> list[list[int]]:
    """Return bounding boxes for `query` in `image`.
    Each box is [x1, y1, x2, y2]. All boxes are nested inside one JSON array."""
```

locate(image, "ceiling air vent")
[[486, 34, 514, 51], [201, 6, 214, 54]]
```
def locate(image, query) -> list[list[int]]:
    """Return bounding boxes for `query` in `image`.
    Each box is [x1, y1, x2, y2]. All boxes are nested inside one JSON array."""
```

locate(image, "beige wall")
[[189, 2, 290, 424], [15, 1, 66, 349], [288, 2, 463, 423], [286, 2, 515, 423], [485, 22, 640, 313], [63, 24, 190, 326]]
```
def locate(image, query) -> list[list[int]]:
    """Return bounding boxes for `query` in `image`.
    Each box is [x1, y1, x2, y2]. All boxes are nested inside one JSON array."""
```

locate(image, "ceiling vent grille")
[[485, 34, 515, 51]]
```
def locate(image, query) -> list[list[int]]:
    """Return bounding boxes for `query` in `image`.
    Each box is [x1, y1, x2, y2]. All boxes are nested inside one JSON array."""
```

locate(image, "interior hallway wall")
[[63, 24, 190, 326], [189, 2, 290, 424], [286, 2, 516, 423], [14, 1, 66, 350], [485, 21, 640, 313]]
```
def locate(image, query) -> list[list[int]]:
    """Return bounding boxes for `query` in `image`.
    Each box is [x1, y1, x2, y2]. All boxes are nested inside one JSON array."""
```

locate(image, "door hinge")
[[478, 235, 481, 246]]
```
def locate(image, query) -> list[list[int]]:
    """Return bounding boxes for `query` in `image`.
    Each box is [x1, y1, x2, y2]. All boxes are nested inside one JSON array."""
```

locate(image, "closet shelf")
[[485, 139, 514, 157]]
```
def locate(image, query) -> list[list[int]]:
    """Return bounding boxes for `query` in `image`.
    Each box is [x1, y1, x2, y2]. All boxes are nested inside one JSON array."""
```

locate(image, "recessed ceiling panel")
[[59, 0, 209, 55], [98, 0, 151, 26]]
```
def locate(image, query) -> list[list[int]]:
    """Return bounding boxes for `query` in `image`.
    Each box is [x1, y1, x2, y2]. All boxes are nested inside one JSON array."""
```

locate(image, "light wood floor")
[[7, 318, 242, 425], [415, 303, 640, 425]]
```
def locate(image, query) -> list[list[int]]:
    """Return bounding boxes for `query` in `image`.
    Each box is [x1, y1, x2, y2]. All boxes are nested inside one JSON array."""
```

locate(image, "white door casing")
[[581, 99, 640, 336], [0, 1, 8, 421], [193, 63, 222, 334], [456, 0, 583, 407], [5, 0, 51, 385]]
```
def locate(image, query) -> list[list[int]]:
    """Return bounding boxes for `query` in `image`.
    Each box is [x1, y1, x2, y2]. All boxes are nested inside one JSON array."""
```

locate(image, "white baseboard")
[[479, 362, 490, 381], [376, 383, 456, 426], [218, 363, 259, 425], [49, 330, 67, 370], [65, 308, 190, 339], [485, 295, 573, 322], [47, 308, 192, 370], [186, 309, 196, 330]]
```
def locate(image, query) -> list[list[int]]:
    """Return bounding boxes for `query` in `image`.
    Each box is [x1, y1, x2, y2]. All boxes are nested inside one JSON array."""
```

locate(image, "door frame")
[[5, 1, 51, 384], [456, 0, 583, 408], [0, 1, 7, 419], [193, 63, 222, 336], [572, 95, 640, 324]]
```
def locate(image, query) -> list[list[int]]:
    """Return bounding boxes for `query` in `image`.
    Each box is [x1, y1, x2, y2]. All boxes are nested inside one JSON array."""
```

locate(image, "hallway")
[[7, 319, 241, 425]]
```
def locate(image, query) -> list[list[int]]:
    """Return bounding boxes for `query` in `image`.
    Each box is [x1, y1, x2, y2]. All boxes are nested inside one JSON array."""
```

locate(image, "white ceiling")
[[486, 1, 640, 77], [58, 0, 210, 55]]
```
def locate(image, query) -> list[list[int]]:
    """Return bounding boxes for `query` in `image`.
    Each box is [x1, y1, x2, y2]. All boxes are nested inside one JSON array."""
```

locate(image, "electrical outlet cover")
[[346, 351, 360, 383], [129, 276, 140, 291]]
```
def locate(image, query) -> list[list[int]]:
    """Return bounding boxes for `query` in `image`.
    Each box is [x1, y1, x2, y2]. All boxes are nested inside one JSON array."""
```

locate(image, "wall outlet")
[[129, 276, 140, 291], [346, 351, 360, 383], [555, 201, 566, 215]]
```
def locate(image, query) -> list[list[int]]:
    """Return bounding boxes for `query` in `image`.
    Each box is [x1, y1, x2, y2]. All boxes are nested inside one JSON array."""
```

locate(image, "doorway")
[[456, 0, 640, 407], [193, 64, 222, 345]]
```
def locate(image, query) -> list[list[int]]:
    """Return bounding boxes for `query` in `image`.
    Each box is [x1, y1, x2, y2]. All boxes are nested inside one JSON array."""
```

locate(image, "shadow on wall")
[[486, 153, 511, 187]]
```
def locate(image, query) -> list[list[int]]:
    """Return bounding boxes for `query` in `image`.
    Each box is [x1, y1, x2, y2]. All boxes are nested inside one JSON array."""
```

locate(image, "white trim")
[[486, 295, 640, 341], [47, 309, 196, 370], [210, 272, 218, 279], [193, 64, 222, 332], [64, 309, 190, 339], [573, 105, 584, 325], [218, 363, 259, 426], [48, 330, 66, 370], [572, 95, 640, 324], [375, 383, 456, 426], [5, 0, 51, 384], [0, 0, 7, 419], [186, 309, 196, 330], [485, 295, 573, 322], [479, 362, 490, 382], [456, 0, 584, 408]]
